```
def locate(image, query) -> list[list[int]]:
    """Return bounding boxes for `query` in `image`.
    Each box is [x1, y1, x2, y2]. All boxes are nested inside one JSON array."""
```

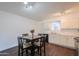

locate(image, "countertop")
[[50, 31, 79, 37]]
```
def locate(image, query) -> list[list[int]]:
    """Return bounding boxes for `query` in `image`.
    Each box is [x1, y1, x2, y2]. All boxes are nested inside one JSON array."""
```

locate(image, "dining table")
[[22, 35, 46, 56]]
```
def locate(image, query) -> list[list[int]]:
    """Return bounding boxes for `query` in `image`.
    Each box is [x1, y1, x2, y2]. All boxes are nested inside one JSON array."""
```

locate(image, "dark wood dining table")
[[22, 35, 46, 56]]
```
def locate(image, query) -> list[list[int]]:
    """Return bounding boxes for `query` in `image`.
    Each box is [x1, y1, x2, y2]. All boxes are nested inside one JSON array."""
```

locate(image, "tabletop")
[[21, 35, 45, 41]]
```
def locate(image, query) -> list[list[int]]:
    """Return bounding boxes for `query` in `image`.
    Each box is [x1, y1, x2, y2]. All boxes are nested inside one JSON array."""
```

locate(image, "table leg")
[[44, 38, 46, 56]]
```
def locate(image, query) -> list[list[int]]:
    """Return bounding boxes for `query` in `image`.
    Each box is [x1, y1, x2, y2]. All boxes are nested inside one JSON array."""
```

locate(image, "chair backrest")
[[17, 37, 23, 49], [34, 36, 46, 47], [41, 36, 46, 46], [38, 33, 48, 43], [22, 33, 29, 37], [17, 36, 31, 49], [74, 37, 79, 56], [74, 37, 79, 42]]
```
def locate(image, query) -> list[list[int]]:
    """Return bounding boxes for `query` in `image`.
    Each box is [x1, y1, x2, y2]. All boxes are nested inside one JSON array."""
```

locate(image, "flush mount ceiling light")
[[24, 2, 28, 5], [24, 2, 34, 8], [29, 5, 32, 8]]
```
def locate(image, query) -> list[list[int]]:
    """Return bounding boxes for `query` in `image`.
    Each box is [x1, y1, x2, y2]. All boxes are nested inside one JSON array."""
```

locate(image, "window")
[[51, 21, 60, 32]]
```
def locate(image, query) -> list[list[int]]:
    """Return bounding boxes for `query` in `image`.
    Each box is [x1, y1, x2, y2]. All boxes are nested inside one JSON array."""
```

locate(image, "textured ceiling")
[[0, 2, 79, 21]]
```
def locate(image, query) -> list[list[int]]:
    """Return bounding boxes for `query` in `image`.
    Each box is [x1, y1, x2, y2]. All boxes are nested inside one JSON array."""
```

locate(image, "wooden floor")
[[0, 43, 76, 56]]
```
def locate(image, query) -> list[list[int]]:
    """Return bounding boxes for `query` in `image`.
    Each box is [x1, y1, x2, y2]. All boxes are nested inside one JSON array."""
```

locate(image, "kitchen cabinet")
[[61, 19, 79, 29], [49, 33, 75, 49]]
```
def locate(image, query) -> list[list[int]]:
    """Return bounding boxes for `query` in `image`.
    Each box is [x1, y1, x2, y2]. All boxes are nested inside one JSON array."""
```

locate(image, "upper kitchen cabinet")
[[60, 11, 79, 29], [61, 19, 79, 29]]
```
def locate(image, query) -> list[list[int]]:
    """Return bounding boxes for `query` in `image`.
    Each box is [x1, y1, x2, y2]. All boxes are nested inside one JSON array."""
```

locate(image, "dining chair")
[[17, 37, 32, 56], [38, 34, 48, 43], [34, 35, 46, 56], [74, 37, 79, 56]]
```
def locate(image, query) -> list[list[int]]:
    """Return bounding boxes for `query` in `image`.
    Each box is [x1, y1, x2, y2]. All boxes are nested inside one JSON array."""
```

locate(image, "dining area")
[[0, 30, 77, 56], [17, 29, 47, 56]]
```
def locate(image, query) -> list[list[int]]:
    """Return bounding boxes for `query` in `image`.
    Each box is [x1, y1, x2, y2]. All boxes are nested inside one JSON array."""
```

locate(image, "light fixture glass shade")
[[24, 2, 33, 9], [29, 5, 32, 8], [24, 2, 28, 4]]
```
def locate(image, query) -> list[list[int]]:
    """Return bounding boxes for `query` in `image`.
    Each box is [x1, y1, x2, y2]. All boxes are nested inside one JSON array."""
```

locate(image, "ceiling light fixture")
[[24, 2, 28, 5], [29, 5, 32, 8], [24, 2, 33, 9]]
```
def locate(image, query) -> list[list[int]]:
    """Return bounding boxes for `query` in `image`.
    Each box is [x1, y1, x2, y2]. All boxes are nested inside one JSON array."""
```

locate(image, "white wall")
[[0, 11, 36, 51]]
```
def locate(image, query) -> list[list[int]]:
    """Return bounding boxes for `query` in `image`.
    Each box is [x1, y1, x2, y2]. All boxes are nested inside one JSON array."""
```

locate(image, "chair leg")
[[26, 49, 28, 56], [37, 47, 39, 55], [21, 49, 23, 56], [18, 47, 20, 56], [44, 42, 46, 56], [39, 47, 41, 56]]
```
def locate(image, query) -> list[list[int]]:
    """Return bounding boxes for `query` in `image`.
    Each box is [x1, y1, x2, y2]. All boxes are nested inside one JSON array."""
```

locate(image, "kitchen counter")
[[51, 31, 79, 37]]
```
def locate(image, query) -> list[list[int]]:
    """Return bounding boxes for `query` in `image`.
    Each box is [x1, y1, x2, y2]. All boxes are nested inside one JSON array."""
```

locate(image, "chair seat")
[[34, 42, 40, 46], [23, 43, 31, 49]]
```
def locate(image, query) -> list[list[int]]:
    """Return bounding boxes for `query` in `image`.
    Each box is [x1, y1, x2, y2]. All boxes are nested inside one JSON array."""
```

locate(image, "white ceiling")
[[0, 2, 79, 21]]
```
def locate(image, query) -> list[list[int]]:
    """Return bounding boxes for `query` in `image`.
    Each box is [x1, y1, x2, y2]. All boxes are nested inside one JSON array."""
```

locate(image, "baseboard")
[[0, 45, 17, 52], [0, 52, 9, 55]]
